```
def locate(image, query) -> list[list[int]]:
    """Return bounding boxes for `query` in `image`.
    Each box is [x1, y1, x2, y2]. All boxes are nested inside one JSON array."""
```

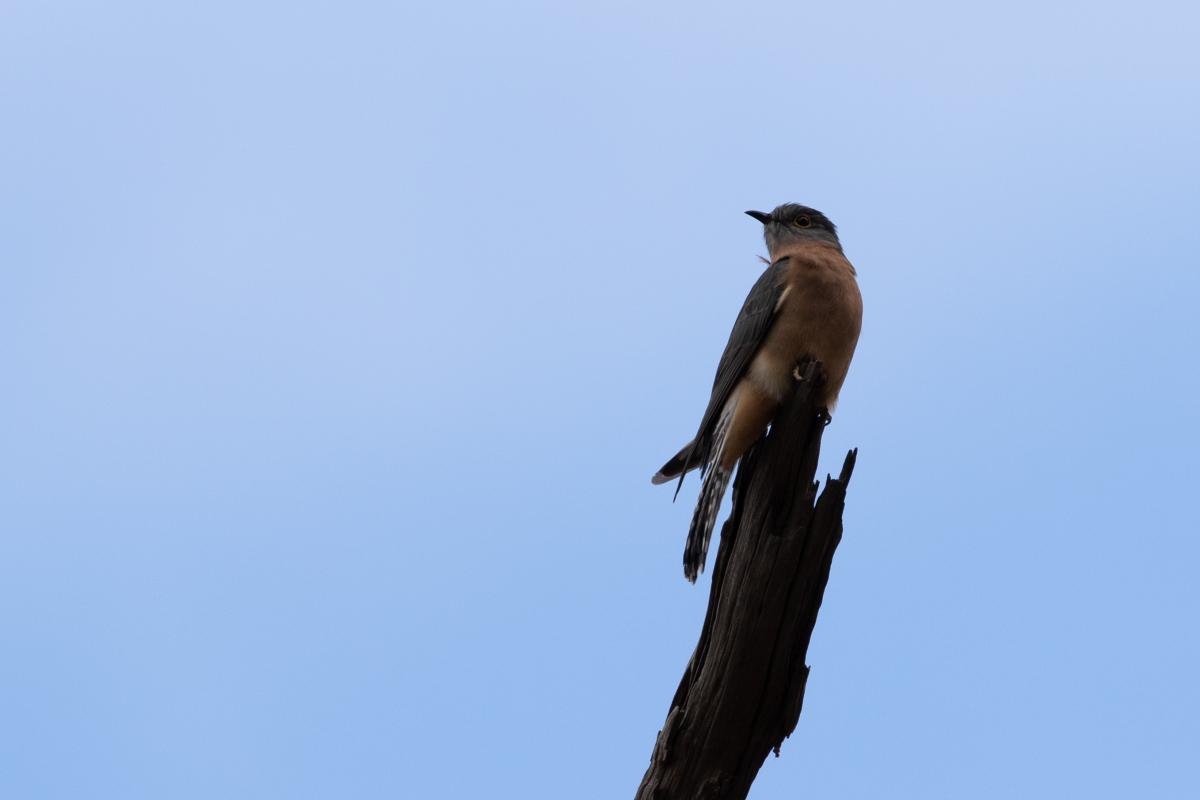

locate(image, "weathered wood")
[[637, 360, 856, 800]]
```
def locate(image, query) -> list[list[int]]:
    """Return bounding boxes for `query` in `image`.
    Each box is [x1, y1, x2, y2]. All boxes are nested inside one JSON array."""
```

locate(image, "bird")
[[653, 203, 863, 582]]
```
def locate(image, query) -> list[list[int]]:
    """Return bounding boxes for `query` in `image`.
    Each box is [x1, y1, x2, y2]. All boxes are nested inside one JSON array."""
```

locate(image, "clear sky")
[[3, 1, 1199, 798]]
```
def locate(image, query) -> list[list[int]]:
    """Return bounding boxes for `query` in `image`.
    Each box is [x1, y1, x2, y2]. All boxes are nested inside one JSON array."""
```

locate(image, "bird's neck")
[[770, 238, 843, 264]]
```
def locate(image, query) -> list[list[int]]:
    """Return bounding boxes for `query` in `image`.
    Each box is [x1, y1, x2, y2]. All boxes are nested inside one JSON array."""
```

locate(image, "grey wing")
[[676, 258, 789, 491]]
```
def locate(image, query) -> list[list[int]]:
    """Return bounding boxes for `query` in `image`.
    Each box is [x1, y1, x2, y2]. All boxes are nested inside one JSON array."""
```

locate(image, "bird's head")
[[745, 204, 840, 257]]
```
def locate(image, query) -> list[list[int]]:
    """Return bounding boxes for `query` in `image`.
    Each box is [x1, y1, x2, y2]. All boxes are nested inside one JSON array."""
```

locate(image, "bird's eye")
[[795, 215, 812, 228]]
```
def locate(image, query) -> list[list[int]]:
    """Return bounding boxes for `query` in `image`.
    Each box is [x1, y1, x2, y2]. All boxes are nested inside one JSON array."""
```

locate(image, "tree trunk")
[[636, 361, 856, 800]]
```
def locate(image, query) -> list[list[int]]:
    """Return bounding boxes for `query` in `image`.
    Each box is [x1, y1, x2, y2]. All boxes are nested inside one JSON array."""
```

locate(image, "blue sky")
[[3, 1, 1199, 797]]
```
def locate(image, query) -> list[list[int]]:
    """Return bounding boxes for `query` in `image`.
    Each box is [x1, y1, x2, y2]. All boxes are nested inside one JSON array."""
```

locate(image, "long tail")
[[682, 405, 735, 582]]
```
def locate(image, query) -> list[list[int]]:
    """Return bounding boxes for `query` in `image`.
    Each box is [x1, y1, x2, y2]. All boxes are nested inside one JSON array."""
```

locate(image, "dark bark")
[[636, 360, 856, 800]]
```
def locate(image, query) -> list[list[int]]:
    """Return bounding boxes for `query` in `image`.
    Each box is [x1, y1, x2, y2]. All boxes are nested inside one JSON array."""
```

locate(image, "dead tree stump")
[[636, 360, 857, 800]]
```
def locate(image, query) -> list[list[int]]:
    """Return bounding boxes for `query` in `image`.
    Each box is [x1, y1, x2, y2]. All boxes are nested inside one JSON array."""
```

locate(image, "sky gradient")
[[3, 1, 1199, 797]]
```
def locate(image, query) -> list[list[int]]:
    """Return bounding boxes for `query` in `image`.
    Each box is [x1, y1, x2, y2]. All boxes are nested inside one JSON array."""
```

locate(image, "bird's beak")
[[745, 210, 771, 225]]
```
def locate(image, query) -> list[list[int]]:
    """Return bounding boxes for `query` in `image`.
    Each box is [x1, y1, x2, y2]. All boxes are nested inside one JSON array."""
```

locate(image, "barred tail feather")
[[683, 464, 731, 582], [682, 400, 736, 582]]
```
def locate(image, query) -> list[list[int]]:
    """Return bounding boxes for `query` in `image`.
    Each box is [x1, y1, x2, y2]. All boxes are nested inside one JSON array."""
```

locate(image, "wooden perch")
[[636, 360, 857, 800]]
